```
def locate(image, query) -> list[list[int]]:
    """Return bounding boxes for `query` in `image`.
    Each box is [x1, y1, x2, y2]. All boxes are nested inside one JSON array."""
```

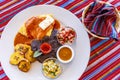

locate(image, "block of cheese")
[[39, 15, 54, 30]]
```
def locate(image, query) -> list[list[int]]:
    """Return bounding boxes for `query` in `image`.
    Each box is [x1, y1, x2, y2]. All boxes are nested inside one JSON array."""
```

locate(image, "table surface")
[[0, 0, 120, 80]]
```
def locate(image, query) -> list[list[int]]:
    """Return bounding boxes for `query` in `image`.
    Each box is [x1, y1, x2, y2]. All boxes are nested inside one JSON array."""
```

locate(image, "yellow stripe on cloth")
[[99, 63, 120, 80], [0, 0, 18, 10]]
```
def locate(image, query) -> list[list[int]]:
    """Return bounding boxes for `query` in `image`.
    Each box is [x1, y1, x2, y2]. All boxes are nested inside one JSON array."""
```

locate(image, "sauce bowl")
[[56, 45, 74, 63]]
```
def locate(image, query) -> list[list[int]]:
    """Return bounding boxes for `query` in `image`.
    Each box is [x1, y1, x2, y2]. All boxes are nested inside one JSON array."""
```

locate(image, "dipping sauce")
[[59, 47, 72, 61], [40, 42, 52, 54]]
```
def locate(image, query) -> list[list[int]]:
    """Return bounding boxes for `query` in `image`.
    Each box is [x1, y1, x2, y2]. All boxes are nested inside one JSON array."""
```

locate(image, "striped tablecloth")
[[0, 0, 120, 80]]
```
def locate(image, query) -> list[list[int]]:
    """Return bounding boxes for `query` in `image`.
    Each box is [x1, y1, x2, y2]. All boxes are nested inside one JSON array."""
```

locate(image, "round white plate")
[[0, 5, 90, 80]]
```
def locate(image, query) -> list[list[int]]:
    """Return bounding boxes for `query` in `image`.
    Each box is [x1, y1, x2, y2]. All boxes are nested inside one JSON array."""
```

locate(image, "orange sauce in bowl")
[[59, 47, 72, 61]]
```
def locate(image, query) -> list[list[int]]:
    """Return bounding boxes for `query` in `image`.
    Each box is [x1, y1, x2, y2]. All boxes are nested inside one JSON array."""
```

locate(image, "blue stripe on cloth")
[[60, 0, 74, 8], [0, 73, 7, 79], [0, 13, 15, 24], [91, 39, 108, 51], [91, 18, 100, 33], [69, 0, 87, 11], [90, 41, 115, 60], [0, 0, 4, 3], [102, 64, 120, 80], [114, 1, 120, 7], [0, 1, 38, 20], [83, 53, 120, 80], [110, 21, 118, 39]]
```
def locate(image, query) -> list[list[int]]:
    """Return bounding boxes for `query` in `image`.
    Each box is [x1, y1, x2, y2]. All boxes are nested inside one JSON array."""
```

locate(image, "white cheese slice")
[[39, 15, 54, 30]]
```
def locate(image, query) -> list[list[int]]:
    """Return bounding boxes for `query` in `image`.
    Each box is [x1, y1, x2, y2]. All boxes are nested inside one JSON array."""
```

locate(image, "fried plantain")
[[14, 44, 30, 55], [25, 50, 36, 63], [10, 52, 24, 65], [18, 59, 31, 72]]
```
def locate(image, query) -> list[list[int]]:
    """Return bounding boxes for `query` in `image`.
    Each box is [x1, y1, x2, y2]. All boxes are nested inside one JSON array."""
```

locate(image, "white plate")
[[0, 5, 90, 80]]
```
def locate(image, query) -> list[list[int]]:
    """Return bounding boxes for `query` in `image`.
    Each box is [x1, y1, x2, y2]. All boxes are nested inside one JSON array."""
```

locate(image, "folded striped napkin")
[[84, 1, 119, 39]]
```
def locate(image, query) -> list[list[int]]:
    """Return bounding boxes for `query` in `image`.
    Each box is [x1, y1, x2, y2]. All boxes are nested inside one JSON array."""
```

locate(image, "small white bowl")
[[57, 45, 74, 63]]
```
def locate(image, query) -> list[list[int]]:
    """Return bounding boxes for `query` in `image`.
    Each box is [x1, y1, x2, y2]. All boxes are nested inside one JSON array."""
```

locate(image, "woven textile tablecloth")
[[0, 0, 120, 80]]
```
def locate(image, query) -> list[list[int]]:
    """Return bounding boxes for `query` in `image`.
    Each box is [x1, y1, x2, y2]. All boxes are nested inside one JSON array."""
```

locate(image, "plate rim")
[[0, 5, 90, 80]]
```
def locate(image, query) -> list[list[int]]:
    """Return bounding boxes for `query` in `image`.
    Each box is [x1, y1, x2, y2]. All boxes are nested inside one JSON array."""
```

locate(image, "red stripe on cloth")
[[49, 0, 58, 4], [90, 38, 102, 47], [55, 0, 68, 6], [64, 0, 82, 9], [110, 0, 120, 5], [75, 11, 82, 18], [90, 39, 113, 56], [117, 6, 120, 10], [90, 58, 120, 80], [0, 0, 37, 20], [0, 0, 38, 29], [109, 0, 120, 15], [70, 0, 94, 13], [39, 0, 50, 4], [105, 65, 120, 80], [0, 1, 26, 18], [1, 77, 9, 80], [89, 40, 118, 65], [0, 0, 11, 6], [80, 49, 120, 79], [88, 34, 93, 38], [0, 69, 5, 74], [71, 0, 94, 18], [0, 0, 19, 11], [100, 0, 108, 2]]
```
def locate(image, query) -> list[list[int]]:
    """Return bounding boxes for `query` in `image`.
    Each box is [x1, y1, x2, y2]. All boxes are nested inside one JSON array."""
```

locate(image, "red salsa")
[[40, 42, 52, 54]]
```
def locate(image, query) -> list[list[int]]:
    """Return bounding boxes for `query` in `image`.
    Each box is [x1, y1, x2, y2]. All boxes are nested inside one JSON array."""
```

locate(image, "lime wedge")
[[33, 51, 42, 58]]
